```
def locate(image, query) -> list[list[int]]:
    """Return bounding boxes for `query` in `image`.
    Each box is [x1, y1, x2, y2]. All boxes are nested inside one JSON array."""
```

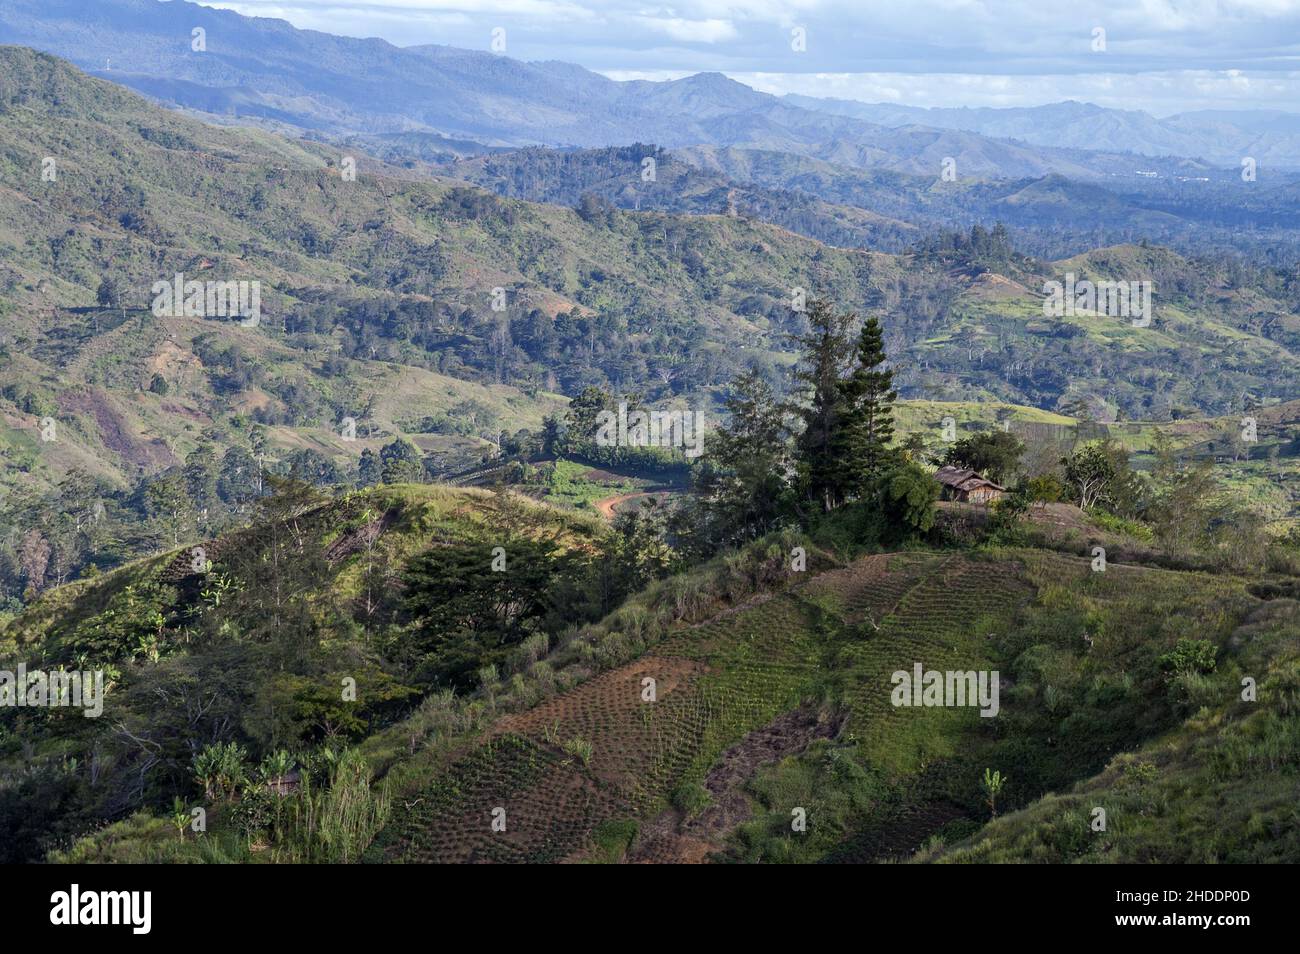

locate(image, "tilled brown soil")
[[627, 706, 845, 863]]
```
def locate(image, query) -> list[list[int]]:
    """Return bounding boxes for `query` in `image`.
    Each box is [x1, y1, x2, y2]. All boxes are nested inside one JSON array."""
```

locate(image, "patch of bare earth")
[[323, 508, 398, 565], [593, 491, 644, 519], [627, 706, 845, 864], [58, 388, 175, 470], [148, 339, 202, 381], [159, 401, 208, 423]]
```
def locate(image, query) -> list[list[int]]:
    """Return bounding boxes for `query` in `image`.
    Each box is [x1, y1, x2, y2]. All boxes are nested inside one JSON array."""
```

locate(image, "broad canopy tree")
[[404, 534, 574, 690], [941, 430, 1026, 485]]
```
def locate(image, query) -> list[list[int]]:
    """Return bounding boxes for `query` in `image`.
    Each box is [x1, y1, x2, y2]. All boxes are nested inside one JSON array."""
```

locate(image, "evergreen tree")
[[96, 275, 126, 321], [833, 315, 897, 498], [700, 369, 793, 542], [540, 414, 565, 457], [183, 444, 219, 522], [223, 476, 330, 667], [790, 298, 852, 512], [144, 472, 193, 549], [357, 448, 382, 487], [564, 385, 611, 457], [404, 535, 569, 690], [217, 446, 261, 506], [379, 439, 424, 485]]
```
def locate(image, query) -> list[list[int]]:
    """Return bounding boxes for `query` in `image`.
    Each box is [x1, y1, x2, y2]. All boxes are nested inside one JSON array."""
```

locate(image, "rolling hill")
[[6, 479, 1296, 864], [0, 0, 1259, 182], [783, 95, 1300, 172], [3, 45, 1299, 520]]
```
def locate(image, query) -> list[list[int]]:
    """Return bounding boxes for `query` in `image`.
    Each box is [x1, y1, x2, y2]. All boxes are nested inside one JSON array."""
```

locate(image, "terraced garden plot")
[[378, 734, 630, 864], [495, 656, 711, 794], [366, 541, 1276, 864], [838, 558, 1033, 773], [375, 551, 1037, 863], [800, 552, 943, 625], [629, 706, 845, 864]]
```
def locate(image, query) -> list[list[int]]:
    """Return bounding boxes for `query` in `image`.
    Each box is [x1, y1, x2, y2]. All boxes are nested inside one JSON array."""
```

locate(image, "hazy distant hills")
[[783, 96, 1300, 171], [0, 0, 1281, 181], [3, 43, 1298, 493], [439, 144, 1300, 262], [4, 0, 1296, 262]]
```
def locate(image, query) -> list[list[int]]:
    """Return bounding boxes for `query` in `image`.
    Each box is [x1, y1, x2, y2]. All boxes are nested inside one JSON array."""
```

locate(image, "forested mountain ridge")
[[3, 46, 1299, 522], [0, 0, 1269, 182], [783, 95, 1300, 171], [437, 143, 1300, 265], [9, 0, 1300, 270], [4, 49, 1297, 406]]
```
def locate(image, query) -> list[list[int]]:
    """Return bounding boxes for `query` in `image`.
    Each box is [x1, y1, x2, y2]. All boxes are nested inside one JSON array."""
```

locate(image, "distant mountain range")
[[782, 96, 1300, 171], [2, 0, 1294, 180], [434, 144, 1300, 263]]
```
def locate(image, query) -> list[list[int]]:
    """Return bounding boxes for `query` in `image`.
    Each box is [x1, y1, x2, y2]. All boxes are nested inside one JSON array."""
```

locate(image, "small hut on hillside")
[[934, 465, 1006, 504]]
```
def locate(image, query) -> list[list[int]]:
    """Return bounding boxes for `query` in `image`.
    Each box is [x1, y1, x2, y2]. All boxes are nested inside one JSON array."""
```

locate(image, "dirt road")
[[593, 491, 650, 519]]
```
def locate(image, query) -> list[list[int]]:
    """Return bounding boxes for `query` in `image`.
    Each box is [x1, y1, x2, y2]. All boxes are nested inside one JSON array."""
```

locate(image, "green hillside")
[[916, 593, 1300, 863], [3, 46, 1298, 442], [1, 46, 1299, 867], [0, 482, 615, 862], [8, 483, 1296, 865], [3, 50, 1297, 572], [367, 544, 1295, 864]]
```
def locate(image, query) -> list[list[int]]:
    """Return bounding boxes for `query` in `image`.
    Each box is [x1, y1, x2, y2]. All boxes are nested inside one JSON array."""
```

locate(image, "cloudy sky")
[[203, 1, 1300, 115]]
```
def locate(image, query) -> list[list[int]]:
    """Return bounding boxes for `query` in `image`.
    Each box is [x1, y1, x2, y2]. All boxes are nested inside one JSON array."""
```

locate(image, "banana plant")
[[170, 796, 190, 840], [982, 767, 1007, 818]]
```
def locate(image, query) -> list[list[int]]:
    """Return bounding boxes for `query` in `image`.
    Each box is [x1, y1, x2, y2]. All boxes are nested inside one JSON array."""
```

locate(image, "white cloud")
[[733, 68, 1300, 115], [196, 1, 1300, 114], [637, 16, 739, 43]]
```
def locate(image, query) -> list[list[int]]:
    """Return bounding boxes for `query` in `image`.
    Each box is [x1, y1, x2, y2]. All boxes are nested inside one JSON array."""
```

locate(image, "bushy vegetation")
[[2, 49, 1298, 865]]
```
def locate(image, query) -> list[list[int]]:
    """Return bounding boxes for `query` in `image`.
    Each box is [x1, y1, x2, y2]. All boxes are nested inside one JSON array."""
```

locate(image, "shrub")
[[275, 749, 389, 863], [882, 461, 939, 536], [988, 490, 1031, 539], [1159, 638, 1217, 676], [591, 819, 639, 862], [670, 781, 711, 818], [1120, 760, 1159, 787], [1026, 474, 1064, 506], [561, 736, 593, 765]]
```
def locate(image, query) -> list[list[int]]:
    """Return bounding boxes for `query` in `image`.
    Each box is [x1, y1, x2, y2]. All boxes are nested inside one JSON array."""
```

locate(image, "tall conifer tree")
[[791, 298, 853, 511], [700, 368, 792, 541], [834, 315, 897, 498]]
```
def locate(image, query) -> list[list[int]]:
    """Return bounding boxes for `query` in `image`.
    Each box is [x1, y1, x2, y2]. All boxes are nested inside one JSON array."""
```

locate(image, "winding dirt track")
[[593, 492, 651, 519]]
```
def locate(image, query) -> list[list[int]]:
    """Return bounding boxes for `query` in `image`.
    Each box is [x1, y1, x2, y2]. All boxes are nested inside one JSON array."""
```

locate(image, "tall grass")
[[273, 749, 390, 863]]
